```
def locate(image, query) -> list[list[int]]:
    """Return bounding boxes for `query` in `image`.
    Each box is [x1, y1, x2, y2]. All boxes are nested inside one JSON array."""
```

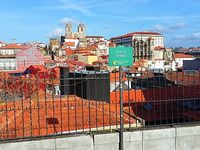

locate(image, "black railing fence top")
[[0, 69, 200, 141]]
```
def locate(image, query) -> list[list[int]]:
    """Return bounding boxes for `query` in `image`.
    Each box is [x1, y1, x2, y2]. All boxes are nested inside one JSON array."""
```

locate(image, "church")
[[65, 22, 87, 48]]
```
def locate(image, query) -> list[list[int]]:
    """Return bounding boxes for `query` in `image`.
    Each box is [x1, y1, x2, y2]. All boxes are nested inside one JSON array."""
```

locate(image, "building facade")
[[65, 23, 87, 48], [0, 45, 20, 70], [111, 32, 164, 61]]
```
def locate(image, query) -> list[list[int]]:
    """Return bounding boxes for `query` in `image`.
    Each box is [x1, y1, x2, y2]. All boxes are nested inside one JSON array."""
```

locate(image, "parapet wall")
[[1, 125, 200, 150]]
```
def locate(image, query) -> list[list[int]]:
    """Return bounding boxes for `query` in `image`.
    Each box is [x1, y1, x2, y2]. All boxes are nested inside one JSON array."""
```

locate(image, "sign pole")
[[119, 66, 124, 150], [108, 46, 133, 150]]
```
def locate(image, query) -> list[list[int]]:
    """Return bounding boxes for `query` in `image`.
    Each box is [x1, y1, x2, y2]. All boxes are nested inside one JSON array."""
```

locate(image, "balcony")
[[0, 54, 16, 58]]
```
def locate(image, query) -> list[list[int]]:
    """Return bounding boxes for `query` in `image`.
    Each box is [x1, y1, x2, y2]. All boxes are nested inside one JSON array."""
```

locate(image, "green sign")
[[109, 46, 133, 66]]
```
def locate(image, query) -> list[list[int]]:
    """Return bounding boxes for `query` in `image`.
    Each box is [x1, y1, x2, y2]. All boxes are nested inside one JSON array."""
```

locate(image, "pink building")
[[16, 46, 51, 71], [0, 44, 51, 72]]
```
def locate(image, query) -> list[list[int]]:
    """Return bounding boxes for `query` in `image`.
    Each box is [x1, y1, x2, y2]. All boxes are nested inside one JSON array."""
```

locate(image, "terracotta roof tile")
[[0, 44, 28, 50], [174, 53, 193, 58], [111, 31, 162, 39], [0, 97, 135, 139]]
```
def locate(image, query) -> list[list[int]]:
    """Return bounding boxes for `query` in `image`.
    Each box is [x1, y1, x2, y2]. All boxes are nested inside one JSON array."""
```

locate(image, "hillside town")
[[0, 22, 200, 147], [0, 22, 198, 75], [2, 0, 200, 149]]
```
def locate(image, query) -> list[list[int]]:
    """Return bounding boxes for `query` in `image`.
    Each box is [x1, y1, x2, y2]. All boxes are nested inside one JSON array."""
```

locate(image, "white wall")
[[2, 125, 200, 150], [64, 39, 79, 50], [153, 51, 163, 60], [175, 58, 195, 68]]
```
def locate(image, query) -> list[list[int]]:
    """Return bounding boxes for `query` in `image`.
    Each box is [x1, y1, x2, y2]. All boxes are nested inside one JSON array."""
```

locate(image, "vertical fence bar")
[[44, 73, 48, 135], [94, 70, 98, 130], [21, 77, 25, 138], [81, 71, 85, 132], [182, 71, 185, 124], [127, 68, 131, 129], [170, 69, 174, 124], [73, 72, 77, 133], [140, 69, 144, 126], [158, 69, 162, 125], [164, 69, 167, 124], [176, 70, 180, 124], [13, 77, 17, 138], [114, 69, 118, 128], [134, 71, 138, 127], [101, 71, 105, 131], [4, 73, 9, 139], [153, 69, 156, 125], [147, 69, 150, 126], [59, 73, 63, 134], [119, 66, 124, 150], [28, 73, 33, 139], [108, 71, 112, 130], [36, 74, 41, 136]]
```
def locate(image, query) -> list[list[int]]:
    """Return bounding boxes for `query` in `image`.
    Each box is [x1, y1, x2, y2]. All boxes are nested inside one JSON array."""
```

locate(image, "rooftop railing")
[[0, 68, 200, 141]]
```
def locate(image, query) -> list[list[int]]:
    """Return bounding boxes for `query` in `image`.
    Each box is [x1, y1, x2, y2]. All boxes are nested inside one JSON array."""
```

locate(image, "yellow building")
[[77, 54, 98, 65]]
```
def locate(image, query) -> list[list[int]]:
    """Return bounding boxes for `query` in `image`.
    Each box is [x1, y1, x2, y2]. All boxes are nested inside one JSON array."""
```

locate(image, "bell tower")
[[77, 23, 85, 38], [65, 22, 73, 38]]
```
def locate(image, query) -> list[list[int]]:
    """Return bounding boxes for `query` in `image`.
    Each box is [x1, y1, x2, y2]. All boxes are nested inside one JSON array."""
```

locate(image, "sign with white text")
[[109, 46, 133, 66]]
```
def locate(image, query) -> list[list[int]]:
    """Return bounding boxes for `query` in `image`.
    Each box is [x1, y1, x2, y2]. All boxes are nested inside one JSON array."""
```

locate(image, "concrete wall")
[[1, 125, 200, 150]]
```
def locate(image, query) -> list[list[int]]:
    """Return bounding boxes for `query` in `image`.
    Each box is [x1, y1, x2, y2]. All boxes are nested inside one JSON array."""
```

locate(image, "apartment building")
[[0, 44, 23, 70], [111, 31, 164, 60]]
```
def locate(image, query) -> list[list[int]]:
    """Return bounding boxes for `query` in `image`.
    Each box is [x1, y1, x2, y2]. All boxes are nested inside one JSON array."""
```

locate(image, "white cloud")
[[174, 32, 200, 40], [192, 32, 200, 38], [59, 0, 93, 15], [59, 17, 79, 25], [151, 23, 185, 33], [47, 28, 64, 37]]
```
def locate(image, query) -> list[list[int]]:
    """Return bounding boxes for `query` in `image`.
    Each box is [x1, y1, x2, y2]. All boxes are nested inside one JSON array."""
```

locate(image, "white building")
[[111, 31, 164, 48], [64, 38, 79, 50], [172, 53, 195, 70], [0, 44, 20, 70], [94, 40, 110, 56], [111, 31, 164, 60], [65, 23, 87, 47], [0, 41, 6, 48], [86, 36, 105, 45]]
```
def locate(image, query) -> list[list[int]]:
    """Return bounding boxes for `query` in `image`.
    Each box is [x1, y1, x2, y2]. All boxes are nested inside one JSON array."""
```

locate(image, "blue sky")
[[1, 0, 200, 47]]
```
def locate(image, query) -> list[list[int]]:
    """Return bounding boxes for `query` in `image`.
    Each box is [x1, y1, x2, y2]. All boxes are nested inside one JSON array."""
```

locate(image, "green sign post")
[[109, 46, 133, 150], [109, 46, 133, 66]]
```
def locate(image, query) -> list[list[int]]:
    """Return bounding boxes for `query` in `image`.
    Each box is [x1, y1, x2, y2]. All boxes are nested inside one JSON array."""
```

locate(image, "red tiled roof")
[[86, 36, 104, 38], [30, 65, 47, 72], [174, 53, 193, 58], [0, 44, 28, 50], [154, 46, 164, 51], [49, 67, 60, 79], [65, 42, 75, 46], [166, 72, 200, 86], [0, 97, 135, 139], [111, 31, 162, 39], [124, 101, 183, 122]]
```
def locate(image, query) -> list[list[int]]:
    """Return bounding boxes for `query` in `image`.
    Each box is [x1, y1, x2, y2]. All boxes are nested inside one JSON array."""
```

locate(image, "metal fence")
[[0, 68, 200, 141]]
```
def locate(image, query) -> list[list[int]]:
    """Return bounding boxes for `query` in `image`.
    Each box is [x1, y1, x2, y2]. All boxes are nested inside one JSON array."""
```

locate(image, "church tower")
[[77, 23, 86, 38], [65, 22, 73, 38]]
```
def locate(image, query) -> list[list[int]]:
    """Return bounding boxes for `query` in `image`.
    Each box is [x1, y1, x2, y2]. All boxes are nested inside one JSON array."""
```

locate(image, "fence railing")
[[0, 68, 200, 141]]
